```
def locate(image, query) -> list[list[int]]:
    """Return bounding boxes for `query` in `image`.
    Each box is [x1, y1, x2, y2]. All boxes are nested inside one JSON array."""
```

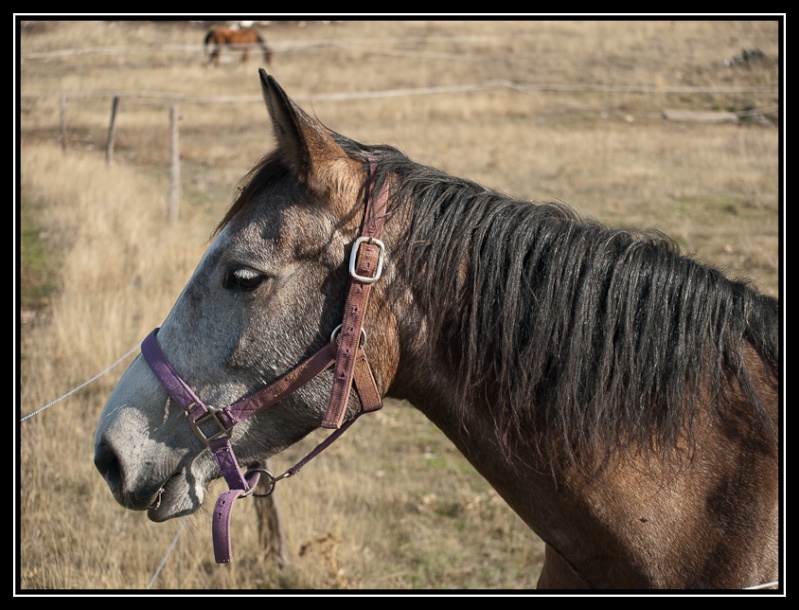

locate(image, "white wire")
[[20, 344, 140, 422], [18, 342, 189, 589], [147, 518, 187, 590], [743, 580, 780, 590]]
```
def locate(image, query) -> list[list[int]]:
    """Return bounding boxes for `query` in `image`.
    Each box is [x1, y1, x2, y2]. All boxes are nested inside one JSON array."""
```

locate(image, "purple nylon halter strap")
[[138, 160, 390, 563], [209, 458, 262, 563], [141, 330, 380, 562], [141, 329, 260, 562], [141, 329, 256, 494]]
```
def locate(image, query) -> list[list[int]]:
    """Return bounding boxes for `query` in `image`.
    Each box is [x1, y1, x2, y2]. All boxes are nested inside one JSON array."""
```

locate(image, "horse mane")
[[363, 143, 779, 466], [218, 136, 779, 468]]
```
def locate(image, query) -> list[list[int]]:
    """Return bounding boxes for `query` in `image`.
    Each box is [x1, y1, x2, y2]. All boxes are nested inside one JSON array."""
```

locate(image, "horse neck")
[[376, 178, 778, 588], [387, 336, 779, 589], [569, 409, 779, 589]]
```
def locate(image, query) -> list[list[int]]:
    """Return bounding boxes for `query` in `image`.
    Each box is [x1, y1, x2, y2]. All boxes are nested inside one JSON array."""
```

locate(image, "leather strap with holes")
[[322, 162, 389, 429]]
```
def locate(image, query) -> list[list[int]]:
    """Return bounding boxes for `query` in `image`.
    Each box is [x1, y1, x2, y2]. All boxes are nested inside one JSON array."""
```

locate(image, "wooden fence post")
[[59, 96, 67, 152], [255, 458, 289, 567], [168, 105, 181, 223], [105, 95, 119, 165]]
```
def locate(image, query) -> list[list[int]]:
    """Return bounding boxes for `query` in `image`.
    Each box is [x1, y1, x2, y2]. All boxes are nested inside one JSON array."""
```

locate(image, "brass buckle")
[[349, 236, 385, 284], [187, 404, 232, 445]]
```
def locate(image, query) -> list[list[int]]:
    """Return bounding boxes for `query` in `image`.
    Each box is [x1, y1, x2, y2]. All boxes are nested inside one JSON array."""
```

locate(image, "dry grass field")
[[16, 18, 781, 592]]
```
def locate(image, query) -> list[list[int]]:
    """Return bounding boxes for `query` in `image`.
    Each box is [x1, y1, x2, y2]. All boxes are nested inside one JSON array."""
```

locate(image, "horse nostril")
[[94, 440, 123, 491]]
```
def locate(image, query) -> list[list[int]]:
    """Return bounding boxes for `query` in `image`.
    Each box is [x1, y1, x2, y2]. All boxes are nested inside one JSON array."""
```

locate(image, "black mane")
[[363, 142, 779, 465], [226, 134, 778, 466]]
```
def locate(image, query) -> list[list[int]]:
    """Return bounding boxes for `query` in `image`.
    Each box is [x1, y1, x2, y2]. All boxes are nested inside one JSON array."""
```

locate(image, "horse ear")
[[258, 69, 362, 207]]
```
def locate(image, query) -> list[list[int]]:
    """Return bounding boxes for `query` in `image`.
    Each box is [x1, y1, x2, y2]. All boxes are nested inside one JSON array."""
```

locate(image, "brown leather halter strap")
[[141, 160, 389, 563], [323, 161, 389, 428]]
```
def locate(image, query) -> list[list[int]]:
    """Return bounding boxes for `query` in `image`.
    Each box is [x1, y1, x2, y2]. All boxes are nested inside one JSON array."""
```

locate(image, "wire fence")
[[19, 79, 780, 105], [17, 26, 782, 592], [18, 340, 190, 589]]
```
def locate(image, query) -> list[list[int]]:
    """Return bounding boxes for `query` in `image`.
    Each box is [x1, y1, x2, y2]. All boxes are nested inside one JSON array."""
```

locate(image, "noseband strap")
[[140, 160, 388, 563]]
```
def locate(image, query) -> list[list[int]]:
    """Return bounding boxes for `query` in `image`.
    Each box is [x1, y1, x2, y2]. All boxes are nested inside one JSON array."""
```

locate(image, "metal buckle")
[[187, 404, 232, 445], [330, 323, 367, 347], [349, 236, 385, 284], [241, 468, 292, 498]]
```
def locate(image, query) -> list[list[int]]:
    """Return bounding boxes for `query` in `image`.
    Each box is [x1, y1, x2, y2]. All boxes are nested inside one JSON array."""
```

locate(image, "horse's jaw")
[[94, 355, 212, 522]]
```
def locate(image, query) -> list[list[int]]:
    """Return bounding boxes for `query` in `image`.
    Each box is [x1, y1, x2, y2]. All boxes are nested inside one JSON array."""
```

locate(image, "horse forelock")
[[214, 142, 374, 239], [213, 151, 289, 237]]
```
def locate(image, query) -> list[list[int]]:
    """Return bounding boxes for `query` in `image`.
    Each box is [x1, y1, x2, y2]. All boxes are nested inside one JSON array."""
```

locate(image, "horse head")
[[94, 70, 398, 523]]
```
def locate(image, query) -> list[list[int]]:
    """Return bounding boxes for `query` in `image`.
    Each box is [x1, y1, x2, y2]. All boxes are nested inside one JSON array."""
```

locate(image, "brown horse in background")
[[204, 26, 273, 67]]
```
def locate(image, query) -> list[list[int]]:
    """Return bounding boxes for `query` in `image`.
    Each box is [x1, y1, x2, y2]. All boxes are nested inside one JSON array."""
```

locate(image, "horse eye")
[[224, 267, 265, 292]]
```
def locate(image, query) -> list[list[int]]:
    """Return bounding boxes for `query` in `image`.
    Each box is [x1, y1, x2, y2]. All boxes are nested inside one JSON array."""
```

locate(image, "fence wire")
[[19, 343, 140, 423], [18, 340, 186, 589]]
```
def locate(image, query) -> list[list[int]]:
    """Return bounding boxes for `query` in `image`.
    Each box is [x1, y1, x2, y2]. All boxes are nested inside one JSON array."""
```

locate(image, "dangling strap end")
[[320, 398, 348, 429], [211, 468, 261, 564], [212, 488, 242, 563]]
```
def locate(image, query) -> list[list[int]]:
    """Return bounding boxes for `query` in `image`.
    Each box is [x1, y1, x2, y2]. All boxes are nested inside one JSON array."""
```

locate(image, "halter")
[[140, 160, 389, 563]]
